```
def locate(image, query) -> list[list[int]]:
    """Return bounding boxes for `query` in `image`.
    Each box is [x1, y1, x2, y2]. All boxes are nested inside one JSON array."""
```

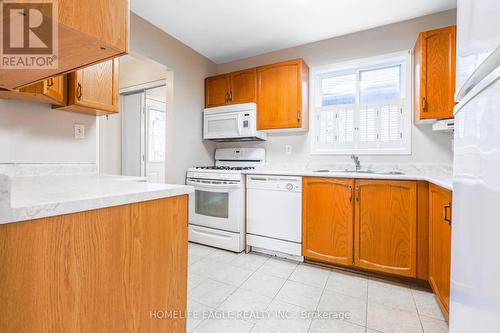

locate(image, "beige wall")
[[119, 57, 168, 88], [0, 100, 97, 164], [128, 13, 217, 184], [216, 10, 456, 166]]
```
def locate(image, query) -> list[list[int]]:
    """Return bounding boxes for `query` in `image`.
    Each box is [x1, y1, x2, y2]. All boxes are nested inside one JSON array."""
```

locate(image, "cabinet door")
[[68, 58, 119, 113], [12, 75, 66, 106], [229, 69, 256, 104], [429, 184, 452, 319], [43, 76, 66, 105], [414, 26, 456, 121], [257, 59, 308, 130], [354, 180, 417, 277], [205, 74, 230, 107], [0, 0, 129, 90], [302, 178, 354, 266]]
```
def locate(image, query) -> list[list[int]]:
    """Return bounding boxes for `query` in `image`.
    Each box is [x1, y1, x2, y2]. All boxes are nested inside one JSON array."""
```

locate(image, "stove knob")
[[286, 183, 294, 191]]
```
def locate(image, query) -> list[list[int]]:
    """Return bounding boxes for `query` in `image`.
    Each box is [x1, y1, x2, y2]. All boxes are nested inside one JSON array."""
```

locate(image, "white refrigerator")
[[451, 0, 500, 332]]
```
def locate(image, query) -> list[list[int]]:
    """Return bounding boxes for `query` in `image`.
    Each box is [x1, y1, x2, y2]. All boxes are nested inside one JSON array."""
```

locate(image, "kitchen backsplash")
[[0, 175, 10, 210], [217, 124, 454, 167], [257, 161, 452, 176], [0, 163, 97, 178]]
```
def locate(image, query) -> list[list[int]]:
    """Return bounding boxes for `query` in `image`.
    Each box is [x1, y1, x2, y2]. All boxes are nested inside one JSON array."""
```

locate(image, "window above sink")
[[311, 51, 412, 155]]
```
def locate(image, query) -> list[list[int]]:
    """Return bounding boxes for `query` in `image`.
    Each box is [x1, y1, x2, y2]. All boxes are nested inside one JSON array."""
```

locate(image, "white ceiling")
[[131, 0, 456, 64]]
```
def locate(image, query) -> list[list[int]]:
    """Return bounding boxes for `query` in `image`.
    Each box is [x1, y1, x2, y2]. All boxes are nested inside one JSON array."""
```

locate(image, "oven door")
[[186, 178, 243, 233]]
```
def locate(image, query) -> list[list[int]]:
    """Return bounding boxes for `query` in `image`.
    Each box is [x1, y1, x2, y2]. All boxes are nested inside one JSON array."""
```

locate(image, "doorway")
[[121, 83, 166, 183], [98, 54, 169, 182]]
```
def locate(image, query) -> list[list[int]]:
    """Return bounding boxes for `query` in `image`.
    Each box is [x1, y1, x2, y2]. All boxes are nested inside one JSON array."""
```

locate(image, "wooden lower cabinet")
[[0, 196, 188, 333], [302, 178, 354, 266], [429, 184, 452, 319], [302, 178, 418, 278], [354, 180, 417, 277]]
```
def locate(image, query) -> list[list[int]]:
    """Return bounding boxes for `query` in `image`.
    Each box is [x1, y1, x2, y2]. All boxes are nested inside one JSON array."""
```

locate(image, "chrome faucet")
[[351, 154, 361, 172]]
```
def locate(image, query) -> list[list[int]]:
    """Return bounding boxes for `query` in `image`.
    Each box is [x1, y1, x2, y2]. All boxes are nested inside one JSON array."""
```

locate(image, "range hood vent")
[[432, 119, 454, 132]]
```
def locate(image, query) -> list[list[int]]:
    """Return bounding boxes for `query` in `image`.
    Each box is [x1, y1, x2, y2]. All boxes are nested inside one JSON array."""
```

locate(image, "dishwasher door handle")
[[248, 177, 268, 181]]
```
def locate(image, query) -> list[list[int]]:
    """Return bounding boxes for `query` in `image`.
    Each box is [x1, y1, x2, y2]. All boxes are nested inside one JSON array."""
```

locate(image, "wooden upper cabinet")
[[41, 76, 66, 105], [354, 180, 417, 277], [0, 75, 66, 106], [57, 59, 119, 115], [203, 59, 309, 130], [230, 68, 257, 104], [0, 0, 129, 90], [205, 69, 257, 108], [257, 59, 309, 130], [205, 74, 231, 107], [302, 178, 354, 266], [414, 26, 456, 122], [429, 184, 452, 319]]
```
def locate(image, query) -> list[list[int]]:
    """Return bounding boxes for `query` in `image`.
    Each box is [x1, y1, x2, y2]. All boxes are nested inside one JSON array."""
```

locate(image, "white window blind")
[[312, 51, 411, 155]]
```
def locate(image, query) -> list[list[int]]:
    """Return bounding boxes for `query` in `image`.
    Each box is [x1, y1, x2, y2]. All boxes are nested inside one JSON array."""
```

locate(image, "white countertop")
[[243, 168, 453, 191], [0, 174, 193, 224]]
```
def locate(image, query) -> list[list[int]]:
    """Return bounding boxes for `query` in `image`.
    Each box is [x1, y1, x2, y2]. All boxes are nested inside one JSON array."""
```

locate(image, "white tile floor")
[[187, 242, 449, 333]]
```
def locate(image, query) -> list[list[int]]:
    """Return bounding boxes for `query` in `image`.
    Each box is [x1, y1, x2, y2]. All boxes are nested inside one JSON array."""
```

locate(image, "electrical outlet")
[[74, 124, 85, 139], [285, 145, 292, 155]]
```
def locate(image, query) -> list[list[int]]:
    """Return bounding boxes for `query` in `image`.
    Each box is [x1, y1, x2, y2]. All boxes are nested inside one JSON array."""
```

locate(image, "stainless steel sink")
[[313, 169, 374, 173], [375, 170, 405, 175], [313, 169, 405, 175], [347, 169, 375, 174]]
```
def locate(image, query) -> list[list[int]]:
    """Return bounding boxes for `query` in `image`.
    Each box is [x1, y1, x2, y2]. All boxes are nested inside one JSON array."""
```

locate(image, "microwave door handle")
[[236, 113, 244, 136]]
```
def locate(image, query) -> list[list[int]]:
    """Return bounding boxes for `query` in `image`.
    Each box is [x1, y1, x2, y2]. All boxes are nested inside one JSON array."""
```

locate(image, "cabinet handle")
[[297, 110, 301, 122], [47, 78, 54, 88], [77, 83, 82, 101], [444, 203, 452, 225], [422, 96, 428, 112], [348, 186, 353, 203], [229, 91, 233, 101], [225, 92, 229, 103], [355, 186, 360, 202]]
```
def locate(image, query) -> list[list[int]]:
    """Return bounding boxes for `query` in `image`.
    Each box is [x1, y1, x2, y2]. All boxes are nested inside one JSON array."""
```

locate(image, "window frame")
[[310, 50, 412, 155]]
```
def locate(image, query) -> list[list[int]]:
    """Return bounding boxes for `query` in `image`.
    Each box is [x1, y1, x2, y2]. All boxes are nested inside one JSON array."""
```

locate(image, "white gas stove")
[[186, 148, 265, 252]]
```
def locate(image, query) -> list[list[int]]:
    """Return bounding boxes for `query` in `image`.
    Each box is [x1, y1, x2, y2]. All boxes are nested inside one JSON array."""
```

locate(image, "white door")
[[121, 92, 145, 177], [145, 87, 166, 183], [121, 85, 166, 182]]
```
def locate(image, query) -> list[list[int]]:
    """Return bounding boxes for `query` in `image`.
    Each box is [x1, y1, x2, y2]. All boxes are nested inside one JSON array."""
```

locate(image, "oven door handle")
[[186, 179, 241, 189]]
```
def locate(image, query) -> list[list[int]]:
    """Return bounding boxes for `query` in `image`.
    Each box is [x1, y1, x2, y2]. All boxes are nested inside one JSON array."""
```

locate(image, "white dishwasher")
[[246, 175, 302, 259]]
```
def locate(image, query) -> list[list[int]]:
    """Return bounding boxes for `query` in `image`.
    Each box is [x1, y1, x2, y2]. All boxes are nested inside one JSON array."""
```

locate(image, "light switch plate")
[[285, 145, 292, 155], [74, 124, 85, 139]]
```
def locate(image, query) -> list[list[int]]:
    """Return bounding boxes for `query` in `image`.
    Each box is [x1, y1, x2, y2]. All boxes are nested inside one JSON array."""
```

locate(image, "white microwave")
[[203, 103, 267, 142]]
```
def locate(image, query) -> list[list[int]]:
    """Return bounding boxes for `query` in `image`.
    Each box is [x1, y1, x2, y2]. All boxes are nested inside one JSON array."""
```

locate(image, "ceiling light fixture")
[[296, 0, 308, 4]]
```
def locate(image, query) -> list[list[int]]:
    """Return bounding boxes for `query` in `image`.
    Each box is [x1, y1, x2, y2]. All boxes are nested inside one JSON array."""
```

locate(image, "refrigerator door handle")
[[456, 45, 500, 102]]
